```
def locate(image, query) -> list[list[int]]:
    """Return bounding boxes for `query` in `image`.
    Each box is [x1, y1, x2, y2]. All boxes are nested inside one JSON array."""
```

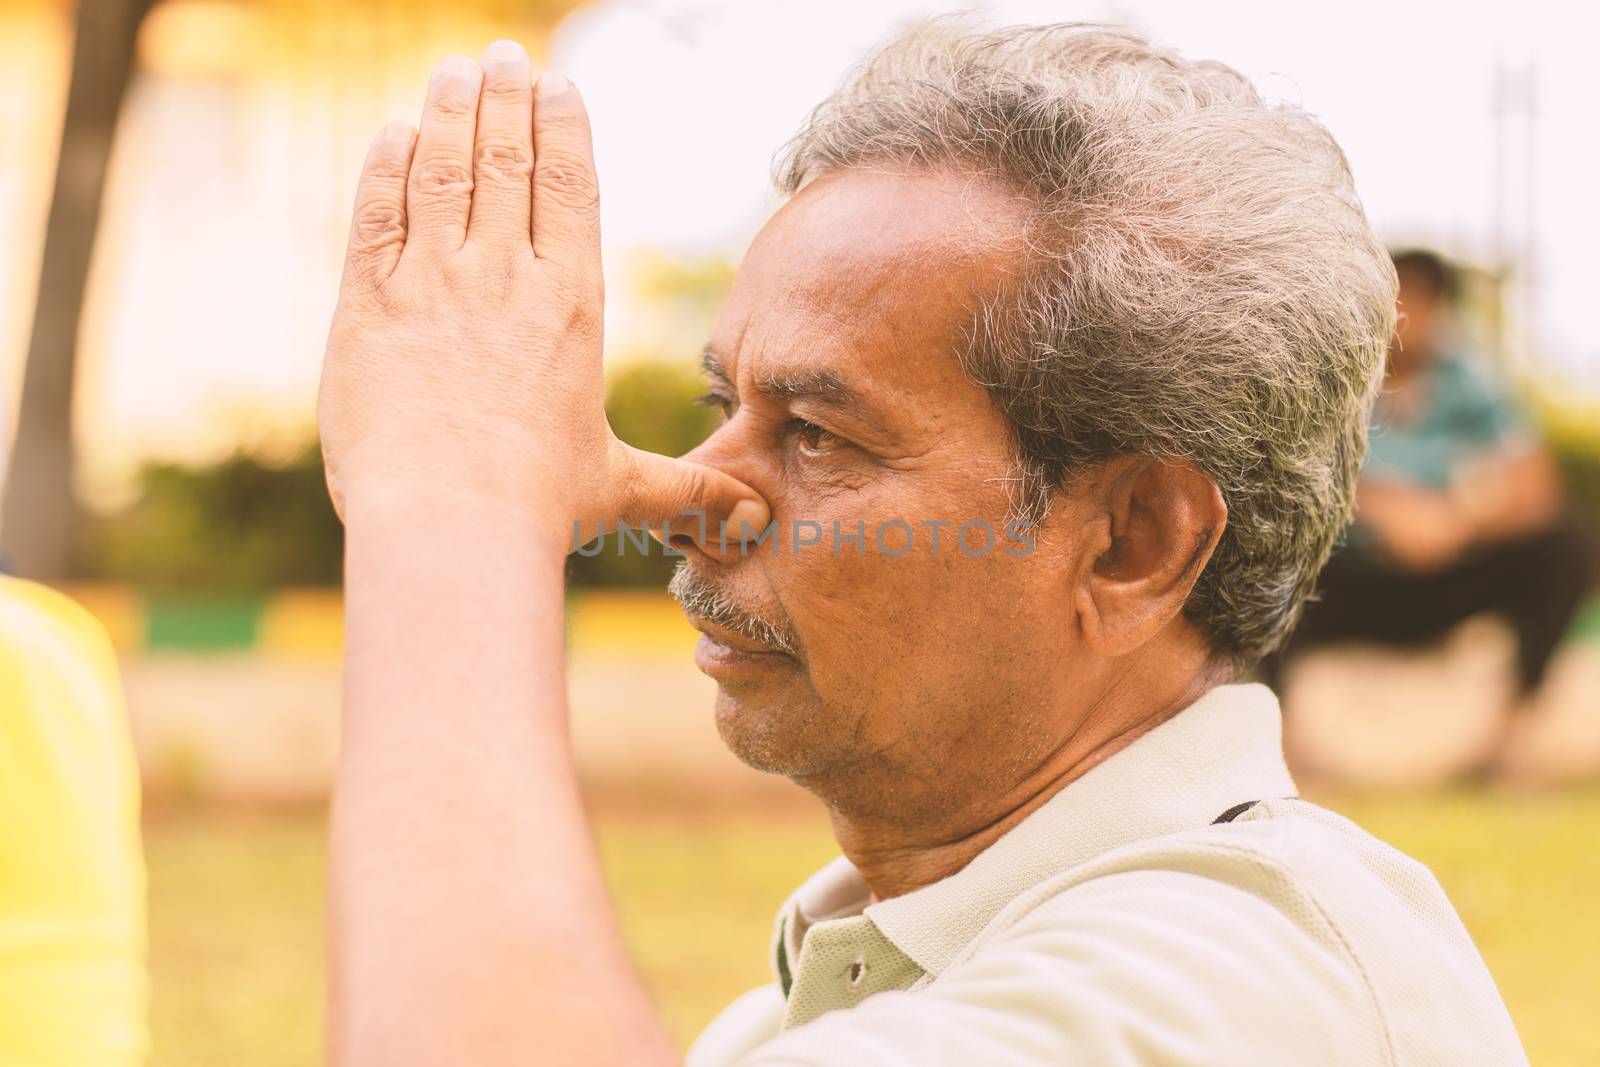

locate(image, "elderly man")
[[319, 23, 1528, 1067]]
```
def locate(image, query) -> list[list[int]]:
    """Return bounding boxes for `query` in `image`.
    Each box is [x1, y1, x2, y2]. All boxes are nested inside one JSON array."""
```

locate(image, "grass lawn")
[[145, 785, 1600, 1067]]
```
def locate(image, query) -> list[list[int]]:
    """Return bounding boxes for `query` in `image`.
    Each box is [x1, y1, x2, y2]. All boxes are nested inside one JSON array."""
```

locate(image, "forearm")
[[1457, 447, 1563, 545], [330, 485, 677, 1067], [320, 47, 758, 1062]]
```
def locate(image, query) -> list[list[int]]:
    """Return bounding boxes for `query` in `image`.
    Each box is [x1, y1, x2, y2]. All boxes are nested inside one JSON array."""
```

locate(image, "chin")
[[712, 689, 836, 779]]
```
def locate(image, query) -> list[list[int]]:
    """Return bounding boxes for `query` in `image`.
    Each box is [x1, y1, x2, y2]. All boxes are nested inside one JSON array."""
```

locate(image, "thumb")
[[608, 443, 771, 554]]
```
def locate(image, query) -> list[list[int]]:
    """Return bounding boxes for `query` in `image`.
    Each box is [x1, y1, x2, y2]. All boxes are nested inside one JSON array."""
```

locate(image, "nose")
[[652, 422, 772, 562]]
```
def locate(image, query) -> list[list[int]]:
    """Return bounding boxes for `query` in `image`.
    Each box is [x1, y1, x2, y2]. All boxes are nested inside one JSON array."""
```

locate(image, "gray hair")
[[773, 20, 1395, 673]]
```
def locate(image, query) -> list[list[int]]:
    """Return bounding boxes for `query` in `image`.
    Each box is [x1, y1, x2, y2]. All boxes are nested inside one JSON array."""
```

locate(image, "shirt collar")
[[771, 681, 1297, 982]]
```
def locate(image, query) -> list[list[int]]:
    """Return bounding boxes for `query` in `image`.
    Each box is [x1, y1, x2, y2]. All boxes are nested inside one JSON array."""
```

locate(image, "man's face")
[[671, 168, 1090, 817], [1391, 265, 1443, 373]]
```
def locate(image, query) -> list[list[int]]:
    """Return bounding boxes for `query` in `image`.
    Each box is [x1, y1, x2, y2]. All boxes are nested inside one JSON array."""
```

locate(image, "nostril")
[[668, 534, 696, 552]]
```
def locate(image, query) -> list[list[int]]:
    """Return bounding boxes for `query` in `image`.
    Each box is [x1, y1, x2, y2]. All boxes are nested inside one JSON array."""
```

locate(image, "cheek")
[[755, 425, 1069, 689], [767, 492, 1058, 710], [786, 546, 1067, 768]]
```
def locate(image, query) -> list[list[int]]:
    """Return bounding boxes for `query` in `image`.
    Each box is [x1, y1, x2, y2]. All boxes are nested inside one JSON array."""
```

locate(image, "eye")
[[794, 418, 847, 454], [694, 391, 735, 421]]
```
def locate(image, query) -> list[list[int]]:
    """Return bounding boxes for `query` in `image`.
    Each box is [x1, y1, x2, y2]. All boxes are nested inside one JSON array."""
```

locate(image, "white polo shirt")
[[685, 682, 1528, 1066]]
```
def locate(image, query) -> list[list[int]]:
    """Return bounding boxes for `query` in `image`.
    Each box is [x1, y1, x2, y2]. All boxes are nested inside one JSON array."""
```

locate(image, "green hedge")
[[86, 359, 720, 592], [85, 444, 343, 594], [82, 366, 1600, 594]]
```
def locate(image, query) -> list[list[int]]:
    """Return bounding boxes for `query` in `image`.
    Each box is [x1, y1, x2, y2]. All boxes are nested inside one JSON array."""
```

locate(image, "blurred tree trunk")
[[1, 0, 155, 578]]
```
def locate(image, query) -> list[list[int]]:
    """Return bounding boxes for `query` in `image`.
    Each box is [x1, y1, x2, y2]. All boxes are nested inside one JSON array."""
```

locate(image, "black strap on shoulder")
[[1213, 795, 1301, 824], [1212, 800, 1263, 824]]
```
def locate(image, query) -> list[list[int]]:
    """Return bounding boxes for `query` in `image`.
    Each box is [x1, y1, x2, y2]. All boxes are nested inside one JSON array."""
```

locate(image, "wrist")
[[341, 479, 573, 563]]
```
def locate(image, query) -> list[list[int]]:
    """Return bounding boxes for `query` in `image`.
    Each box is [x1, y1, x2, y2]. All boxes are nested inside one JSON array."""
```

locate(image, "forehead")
[[1395, 266, 1442, 305], [710, 167, 1027, 404]]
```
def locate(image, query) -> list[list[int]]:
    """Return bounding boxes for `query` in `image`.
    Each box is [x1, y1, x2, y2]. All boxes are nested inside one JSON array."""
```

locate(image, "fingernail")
[[727, 499, 770, 541], [432, 54, 480, 90], [369, 120, 413, 161], [482, 39, 529, 79], [536, 70, 570, 96]]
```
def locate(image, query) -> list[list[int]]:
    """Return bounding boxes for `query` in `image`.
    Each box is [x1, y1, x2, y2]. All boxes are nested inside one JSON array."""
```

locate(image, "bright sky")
[[557, 0, 1598, 379], [2, 0, 1596, 495]]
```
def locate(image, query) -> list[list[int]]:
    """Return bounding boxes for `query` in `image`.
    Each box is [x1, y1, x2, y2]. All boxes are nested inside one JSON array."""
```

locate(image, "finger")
[[530, 71, 601, 269], [610, 444, 771, 557], [466, 39, 534, 248], [404, 55, 483, 259], [344, 121, 417, 290]]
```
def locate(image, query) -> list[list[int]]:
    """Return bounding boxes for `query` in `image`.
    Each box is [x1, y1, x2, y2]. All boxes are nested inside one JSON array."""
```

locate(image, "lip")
[[687, 614, 783, 654], [694, 634, 797, 678], [686, 616, 795, 677]]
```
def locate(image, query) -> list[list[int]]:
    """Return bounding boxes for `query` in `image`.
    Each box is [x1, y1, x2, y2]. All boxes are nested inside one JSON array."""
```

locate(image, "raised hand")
[[318, 40, 767, 551]]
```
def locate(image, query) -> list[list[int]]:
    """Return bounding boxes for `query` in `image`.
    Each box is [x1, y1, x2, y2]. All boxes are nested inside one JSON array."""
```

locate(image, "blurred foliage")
[[84, 443, 342, 594], [605, 359, 722, 459], [83, 359, 720, 592], [78, 348, 1600, 595], [632, 252, 738, 325], [78, 250, 735, 592]]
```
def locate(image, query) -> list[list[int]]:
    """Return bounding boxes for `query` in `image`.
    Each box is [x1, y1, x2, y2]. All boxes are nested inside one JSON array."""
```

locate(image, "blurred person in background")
[[0, 420, 148, 1065], [318, 24, 1529, 1067], [1265, 249, 1596, 774]]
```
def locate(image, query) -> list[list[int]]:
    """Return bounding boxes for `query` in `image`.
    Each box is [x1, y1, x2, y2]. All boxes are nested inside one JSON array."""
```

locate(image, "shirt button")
[[847, 957, 867, 987]]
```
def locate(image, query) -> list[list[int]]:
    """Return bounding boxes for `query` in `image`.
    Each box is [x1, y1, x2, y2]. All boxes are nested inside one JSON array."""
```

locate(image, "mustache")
[[667, 561, 801, 657]]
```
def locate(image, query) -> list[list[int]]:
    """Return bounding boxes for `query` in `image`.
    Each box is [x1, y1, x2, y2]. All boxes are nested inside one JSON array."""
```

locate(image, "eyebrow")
[[701, 345, 885, 430], [700, 346, 734, 388]]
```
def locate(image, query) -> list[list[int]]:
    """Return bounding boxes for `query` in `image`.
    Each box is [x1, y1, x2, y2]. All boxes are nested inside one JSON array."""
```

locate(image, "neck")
[[827, 645, 1229, 903]]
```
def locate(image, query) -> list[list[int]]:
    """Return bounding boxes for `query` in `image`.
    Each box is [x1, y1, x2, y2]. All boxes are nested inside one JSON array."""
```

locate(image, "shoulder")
[[963, 799, 1525, 1065], [721, 805, 1527, 1066], [685, 983, 786, 1067], [0, 576, 131, 778], [0, 576, 120, 683], [737, 809, 1396, 1065]]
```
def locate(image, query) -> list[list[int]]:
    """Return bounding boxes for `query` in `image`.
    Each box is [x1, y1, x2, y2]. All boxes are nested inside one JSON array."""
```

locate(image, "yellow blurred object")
[[0, 576, 147, 1067], [256, 587, 344, 658], [137, 0, 271, 79], [50, 583, 143, 656], [566, 589, 700, 657]]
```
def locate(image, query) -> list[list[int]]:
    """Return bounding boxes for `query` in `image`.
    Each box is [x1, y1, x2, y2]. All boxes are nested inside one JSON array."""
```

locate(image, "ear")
[[1071, 457, 1226, 659]]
